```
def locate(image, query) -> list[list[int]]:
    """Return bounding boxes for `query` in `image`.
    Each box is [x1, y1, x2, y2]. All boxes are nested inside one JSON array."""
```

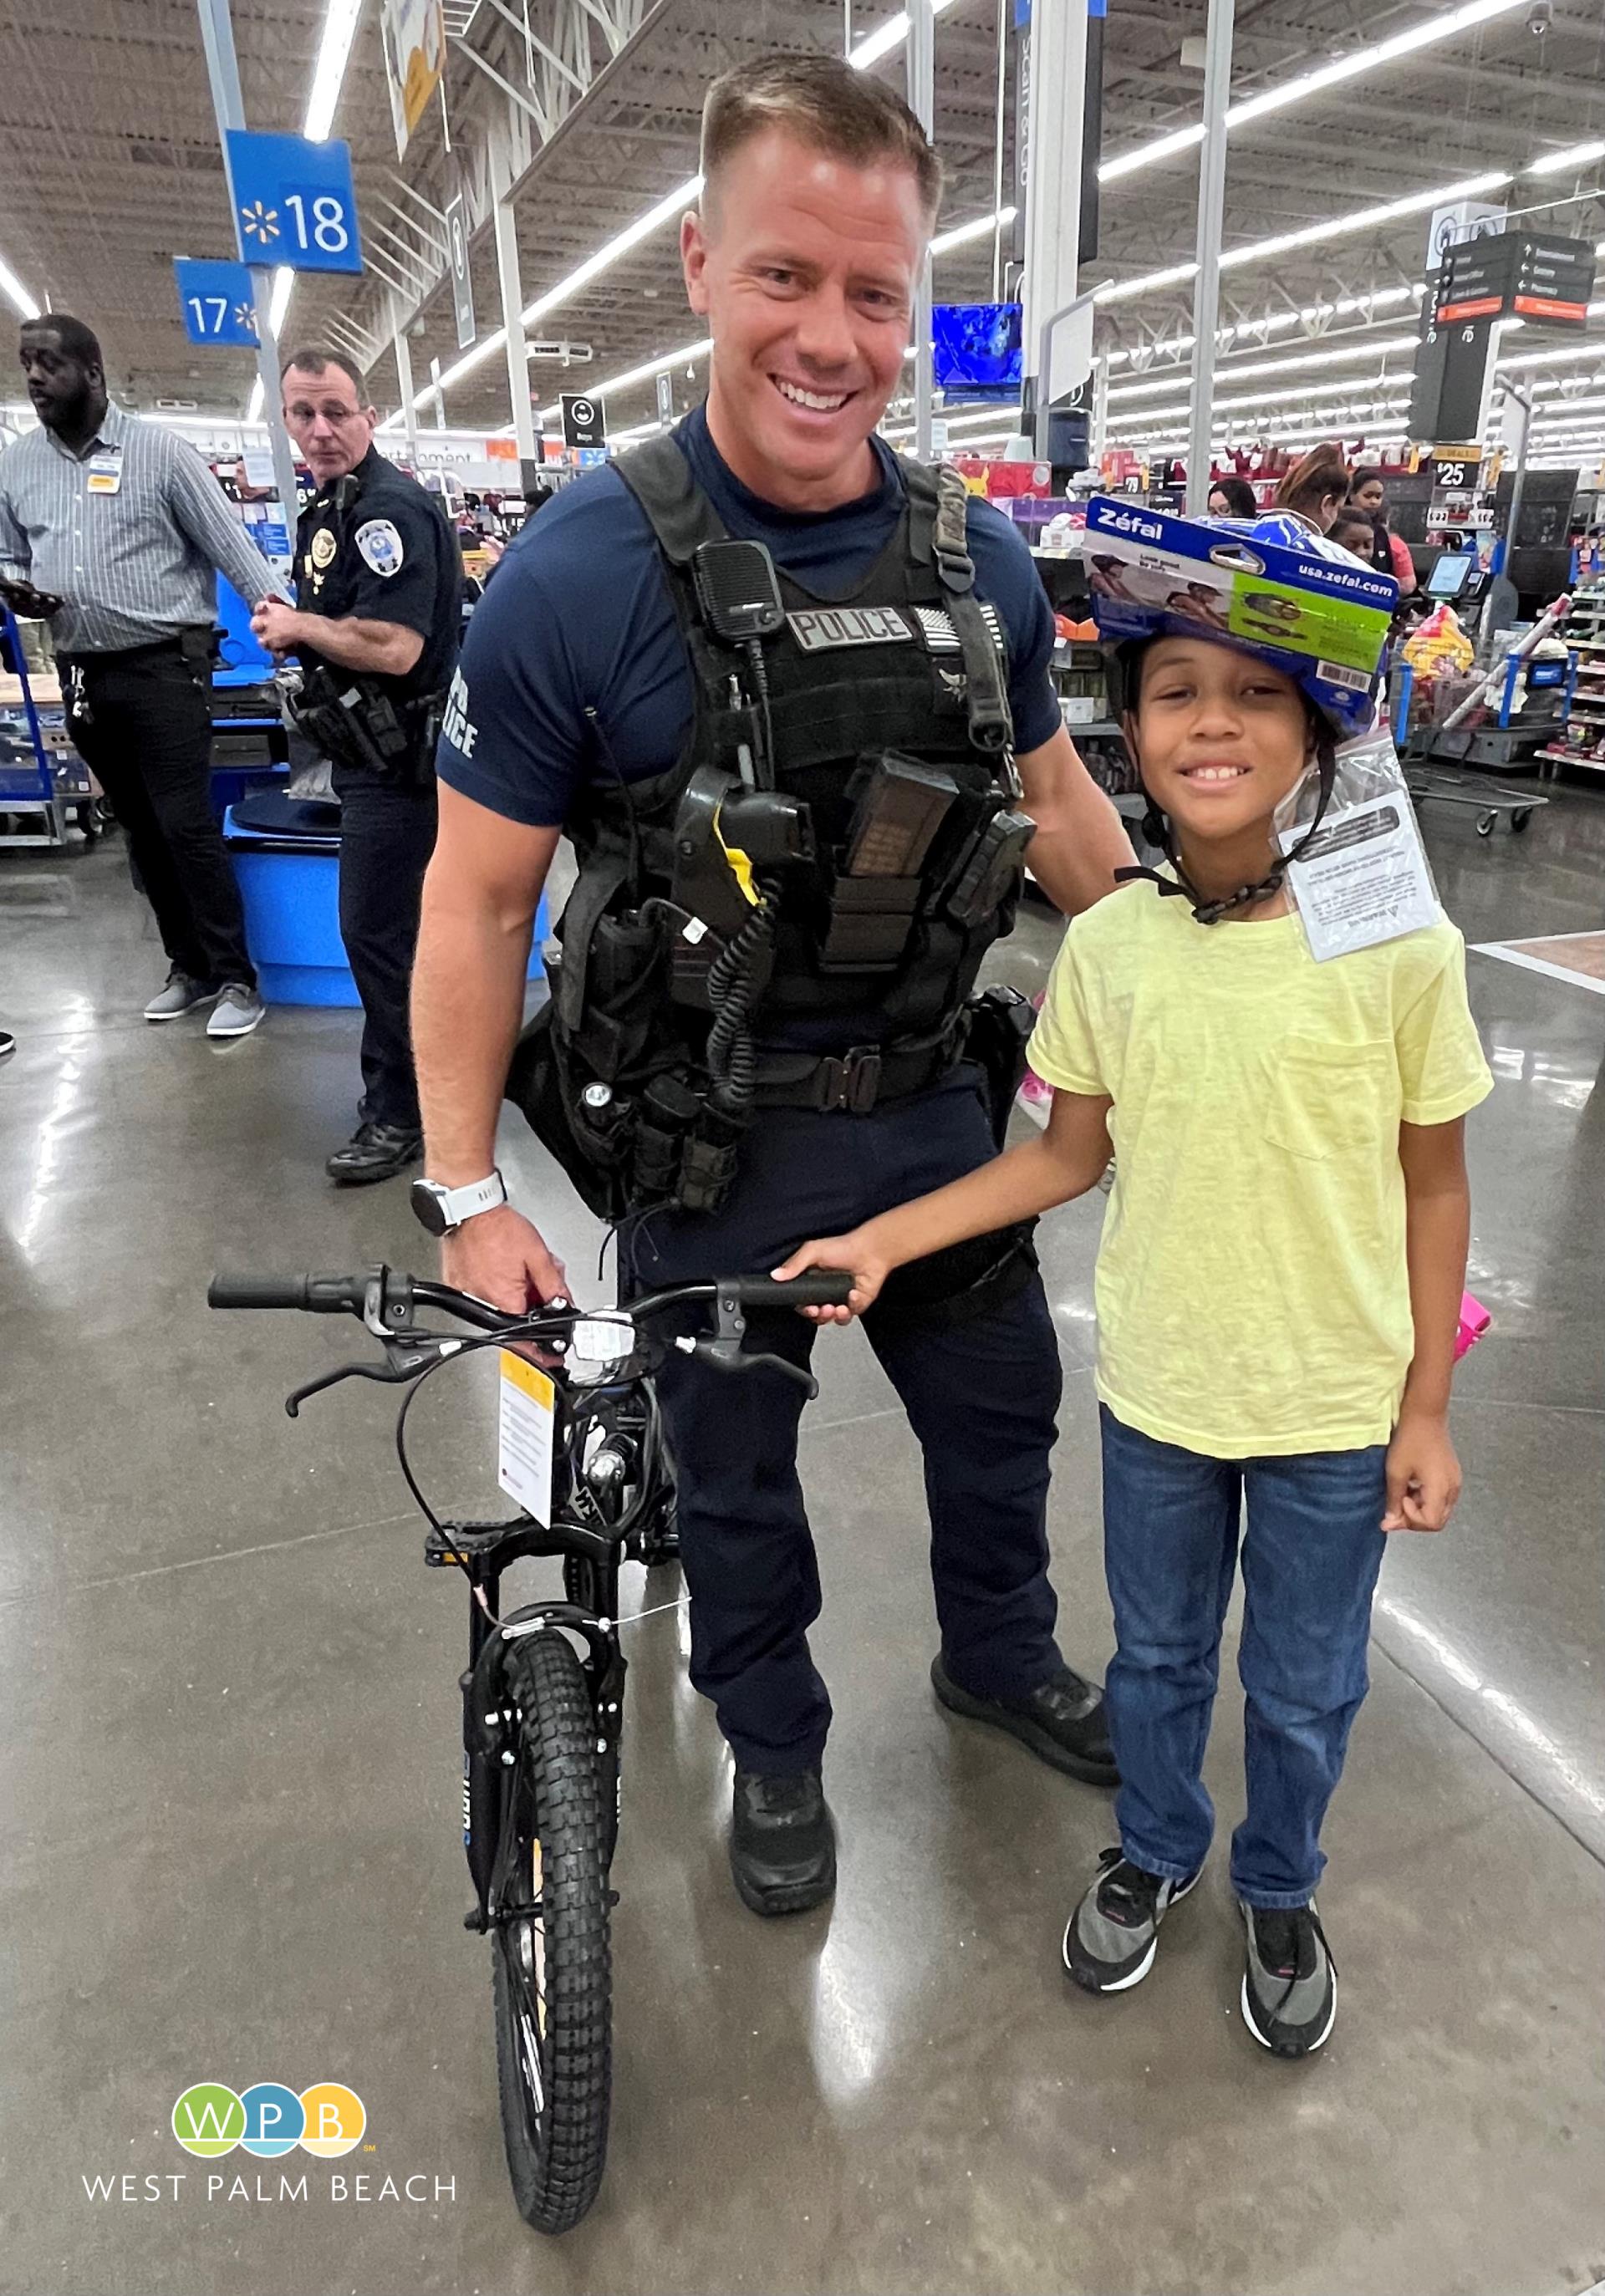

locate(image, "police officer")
[[252, 348, 461, 1183], [410, 56, 1136, 1916]]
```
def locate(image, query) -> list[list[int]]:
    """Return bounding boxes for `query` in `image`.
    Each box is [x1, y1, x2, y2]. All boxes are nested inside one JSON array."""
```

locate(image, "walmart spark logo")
[[238, 200, 279, 247], [171, 2082, 365, 2160]]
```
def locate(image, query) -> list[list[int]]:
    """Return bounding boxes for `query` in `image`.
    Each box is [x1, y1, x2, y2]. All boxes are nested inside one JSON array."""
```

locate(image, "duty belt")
[[752, 1033, 960, 1114]]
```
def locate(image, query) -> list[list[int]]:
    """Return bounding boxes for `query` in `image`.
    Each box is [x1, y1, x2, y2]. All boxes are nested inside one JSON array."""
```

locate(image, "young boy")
[[776, 577, 1492, 2059]]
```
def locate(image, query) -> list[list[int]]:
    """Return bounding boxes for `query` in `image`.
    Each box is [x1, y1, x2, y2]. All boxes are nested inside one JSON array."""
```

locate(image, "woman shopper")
[[1272, 442, 1348, 534], [1349, 468, 1417, 586], [1207, 475, 1258, 519]]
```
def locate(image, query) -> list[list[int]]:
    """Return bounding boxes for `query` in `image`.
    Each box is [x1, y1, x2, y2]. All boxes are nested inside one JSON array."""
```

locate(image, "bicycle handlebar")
[[206, 1274, 369, 1313], [206, 1266, 856, 1326]]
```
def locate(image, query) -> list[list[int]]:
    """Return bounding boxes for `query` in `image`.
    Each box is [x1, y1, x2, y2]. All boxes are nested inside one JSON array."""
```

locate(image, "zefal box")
[[1079, 496, 1399, 735]]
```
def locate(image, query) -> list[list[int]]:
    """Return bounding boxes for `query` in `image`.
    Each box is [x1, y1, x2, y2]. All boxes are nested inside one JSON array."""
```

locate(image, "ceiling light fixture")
[[1526, 140, 1605, 178]]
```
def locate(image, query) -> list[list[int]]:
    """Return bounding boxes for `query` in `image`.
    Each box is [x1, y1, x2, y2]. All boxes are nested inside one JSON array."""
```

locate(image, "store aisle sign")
[[561, 393, 607, 451], [446, 187, 474, 351], [173, 260, 259, 348], [226, 131, 364, 276]]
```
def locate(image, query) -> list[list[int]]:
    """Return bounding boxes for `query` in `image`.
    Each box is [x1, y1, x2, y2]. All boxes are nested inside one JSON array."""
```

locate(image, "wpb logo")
[[171, 2082, 365, 2160]]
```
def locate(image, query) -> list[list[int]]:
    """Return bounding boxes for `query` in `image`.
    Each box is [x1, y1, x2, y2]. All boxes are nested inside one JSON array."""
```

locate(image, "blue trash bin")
[[224, 802, 546, 1007]]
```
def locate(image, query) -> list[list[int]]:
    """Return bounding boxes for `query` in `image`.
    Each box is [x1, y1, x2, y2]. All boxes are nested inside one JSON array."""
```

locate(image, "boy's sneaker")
[[206, 985, 266, 1040], [144, 970, 218, 1021], [1240, 1900, 1337, 2058], [1062, 1846, 1200, 1994]]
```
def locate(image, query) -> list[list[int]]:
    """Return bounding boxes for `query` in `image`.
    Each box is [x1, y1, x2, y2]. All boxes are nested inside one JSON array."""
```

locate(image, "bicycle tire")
[[491, 1630, 612, 2233]]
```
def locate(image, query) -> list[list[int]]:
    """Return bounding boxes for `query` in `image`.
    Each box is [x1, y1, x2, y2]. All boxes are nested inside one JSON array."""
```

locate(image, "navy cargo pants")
[[623, 1064, 1066, 1774]]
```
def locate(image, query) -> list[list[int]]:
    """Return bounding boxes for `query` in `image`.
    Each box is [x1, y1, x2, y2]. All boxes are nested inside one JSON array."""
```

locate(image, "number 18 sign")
[[226, 130, 364, 276]]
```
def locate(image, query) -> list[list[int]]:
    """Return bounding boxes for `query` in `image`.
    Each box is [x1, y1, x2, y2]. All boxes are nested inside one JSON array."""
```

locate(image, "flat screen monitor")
[[1426, 552, 1477, 599], [932, 302, 1023, 400]]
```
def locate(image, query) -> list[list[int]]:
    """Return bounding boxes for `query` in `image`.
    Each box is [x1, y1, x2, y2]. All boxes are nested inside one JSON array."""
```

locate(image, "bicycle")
[[206, 1261, 851, 2234]]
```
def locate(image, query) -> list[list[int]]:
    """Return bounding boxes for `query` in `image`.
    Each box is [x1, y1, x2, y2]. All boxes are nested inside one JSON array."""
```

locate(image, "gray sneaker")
[[206, 984, 266, 1039], [144, 970, 219, 1022], [1240, 1900, 1337, 2057], [1062, 1846, 1201, 1993]]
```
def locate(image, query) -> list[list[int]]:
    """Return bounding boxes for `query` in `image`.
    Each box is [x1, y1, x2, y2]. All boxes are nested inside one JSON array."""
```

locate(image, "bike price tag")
[[497, 1352, 555, 1525]]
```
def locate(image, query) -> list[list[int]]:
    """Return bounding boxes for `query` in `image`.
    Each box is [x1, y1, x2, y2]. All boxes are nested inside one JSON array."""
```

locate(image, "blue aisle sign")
[[174, 259, 260, 347], [226, 130, 364, 275]]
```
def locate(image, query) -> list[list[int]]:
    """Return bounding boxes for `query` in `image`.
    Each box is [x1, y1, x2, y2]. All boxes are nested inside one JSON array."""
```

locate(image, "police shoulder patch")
[[355, 518, 405, 578]]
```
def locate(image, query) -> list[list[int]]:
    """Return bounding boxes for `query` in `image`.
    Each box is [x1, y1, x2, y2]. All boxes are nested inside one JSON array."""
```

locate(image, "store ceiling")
[[0, 0, 1601, 445]]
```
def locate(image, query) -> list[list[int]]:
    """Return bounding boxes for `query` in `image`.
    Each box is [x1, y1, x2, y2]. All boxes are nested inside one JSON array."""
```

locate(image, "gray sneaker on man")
[[206, 984, 266, 1039], [1062, 1846, 1200, 1993], [144, 970, 219, 1022], [1240, 1901, 1338, 2057]]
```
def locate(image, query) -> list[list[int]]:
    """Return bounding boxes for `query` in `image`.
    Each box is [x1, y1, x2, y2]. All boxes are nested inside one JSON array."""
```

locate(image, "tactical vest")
[[509, 435, 1035, 1221]]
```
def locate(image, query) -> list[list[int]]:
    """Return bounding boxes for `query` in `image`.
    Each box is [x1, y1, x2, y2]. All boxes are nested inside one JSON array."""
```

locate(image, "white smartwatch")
[[410, 1169, 507, 1237]]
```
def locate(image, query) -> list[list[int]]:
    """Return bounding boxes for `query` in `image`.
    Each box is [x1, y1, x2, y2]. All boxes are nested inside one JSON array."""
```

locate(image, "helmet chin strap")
[[1113, 749, 1338, 926]]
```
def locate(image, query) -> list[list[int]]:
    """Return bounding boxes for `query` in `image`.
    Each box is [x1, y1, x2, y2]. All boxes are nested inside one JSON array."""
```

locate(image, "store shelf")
[[1540, 746, 1605, 770]]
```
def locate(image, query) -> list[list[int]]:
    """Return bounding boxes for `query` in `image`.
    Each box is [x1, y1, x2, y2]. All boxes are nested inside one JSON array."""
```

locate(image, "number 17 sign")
[[174, 259, 260, 348], [226, 130, 364, 276]]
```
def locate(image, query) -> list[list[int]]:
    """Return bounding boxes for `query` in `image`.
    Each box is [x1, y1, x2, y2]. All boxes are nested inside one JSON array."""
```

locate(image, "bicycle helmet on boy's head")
[[1079, 497, 1398, 923]]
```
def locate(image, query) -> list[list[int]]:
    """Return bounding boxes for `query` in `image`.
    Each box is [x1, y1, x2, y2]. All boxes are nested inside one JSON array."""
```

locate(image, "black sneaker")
[[1062, 1847, 1200, 1993], [1240, 1901, 1337, 2057], [931, 1655, 1118, 1786], [0, 1029, 14, 1063], [325, 1121, 425, 1184], [729, 1767, 836, 1917]]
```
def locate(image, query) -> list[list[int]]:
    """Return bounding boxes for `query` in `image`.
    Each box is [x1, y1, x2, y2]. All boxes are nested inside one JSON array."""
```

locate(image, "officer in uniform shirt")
[[253, 349, 461, 1183], [410, 57, 1138, 1917]]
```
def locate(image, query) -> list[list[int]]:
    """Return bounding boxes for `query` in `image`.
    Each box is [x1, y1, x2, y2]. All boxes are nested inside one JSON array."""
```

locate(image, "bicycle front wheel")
[[491, 1629, 612, 2233]]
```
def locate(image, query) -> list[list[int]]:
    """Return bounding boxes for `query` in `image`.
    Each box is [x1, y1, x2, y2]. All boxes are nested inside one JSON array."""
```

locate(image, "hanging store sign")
[[227, 132, 364, 275], [1435, 232, 1597, 330], [380, 0, 446, 160], [561, 393, 607, 451], [446, 182, 475, 351], [173, 259, 260, 348]]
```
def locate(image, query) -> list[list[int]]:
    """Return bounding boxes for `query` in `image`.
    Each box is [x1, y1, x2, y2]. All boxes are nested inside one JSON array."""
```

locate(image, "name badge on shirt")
[[85, 450, 123, 496]]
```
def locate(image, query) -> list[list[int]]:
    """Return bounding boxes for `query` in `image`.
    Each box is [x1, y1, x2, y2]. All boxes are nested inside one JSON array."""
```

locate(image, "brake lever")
[[678, 1336, 819, 1402], [285, 1336, 466, 1418]]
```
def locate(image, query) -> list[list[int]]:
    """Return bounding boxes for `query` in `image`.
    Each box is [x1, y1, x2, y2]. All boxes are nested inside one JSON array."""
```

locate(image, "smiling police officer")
[[411, 56, 1137, 1917], [252, 348, 461, 1184]]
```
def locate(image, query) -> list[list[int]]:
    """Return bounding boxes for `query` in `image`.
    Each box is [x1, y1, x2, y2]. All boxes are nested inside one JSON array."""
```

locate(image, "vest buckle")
[[814, 1046, 883, 1113]]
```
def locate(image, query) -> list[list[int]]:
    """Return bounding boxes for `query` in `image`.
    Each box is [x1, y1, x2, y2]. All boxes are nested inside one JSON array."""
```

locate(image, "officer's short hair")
[[282, 346, 369, 404], [701, 53, 942, 225], [21, 313, 102, 370]]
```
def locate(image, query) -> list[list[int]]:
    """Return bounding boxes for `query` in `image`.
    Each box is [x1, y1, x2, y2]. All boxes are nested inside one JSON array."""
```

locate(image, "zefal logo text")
[[79, 2084, 457, 2207]]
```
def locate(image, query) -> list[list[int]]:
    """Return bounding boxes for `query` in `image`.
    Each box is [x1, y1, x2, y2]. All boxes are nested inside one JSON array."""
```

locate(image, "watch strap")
[[435, 1171, 507, 1228]]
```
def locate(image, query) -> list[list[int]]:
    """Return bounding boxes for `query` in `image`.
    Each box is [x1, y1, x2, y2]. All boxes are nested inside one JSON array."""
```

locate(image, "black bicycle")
[[206, 1262, 850, 2234]]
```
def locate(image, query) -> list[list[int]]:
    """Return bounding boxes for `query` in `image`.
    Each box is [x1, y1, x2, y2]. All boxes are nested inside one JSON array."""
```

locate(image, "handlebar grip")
[[731, 1272, 857, 1310], [207, 1273, 368, 1312]]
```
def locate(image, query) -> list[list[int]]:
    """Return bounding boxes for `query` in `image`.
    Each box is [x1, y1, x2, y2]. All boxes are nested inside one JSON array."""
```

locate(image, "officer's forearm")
[[1015, 729, 1135, 918], [294, 613, 424, 677], [412, 884, 533, 1184]]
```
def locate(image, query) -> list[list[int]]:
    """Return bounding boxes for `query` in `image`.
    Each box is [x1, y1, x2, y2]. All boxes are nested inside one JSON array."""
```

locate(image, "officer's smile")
[[771, 375, 853, 415]]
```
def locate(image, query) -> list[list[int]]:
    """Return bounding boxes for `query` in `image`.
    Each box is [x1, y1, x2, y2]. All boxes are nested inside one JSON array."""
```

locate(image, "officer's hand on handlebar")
[[441, 1201, 572, 1320], [771, 1229, 890, 1324]]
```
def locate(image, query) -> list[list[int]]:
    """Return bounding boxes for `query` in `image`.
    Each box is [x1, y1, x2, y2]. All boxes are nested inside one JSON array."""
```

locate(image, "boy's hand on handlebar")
[[771, 1229, 890, 1323], [441, 1202, 571, 1319]]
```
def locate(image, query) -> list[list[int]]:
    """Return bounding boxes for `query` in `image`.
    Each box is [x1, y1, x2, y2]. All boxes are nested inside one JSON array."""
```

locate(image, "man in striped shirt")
[[0, 314, 292, 1036]]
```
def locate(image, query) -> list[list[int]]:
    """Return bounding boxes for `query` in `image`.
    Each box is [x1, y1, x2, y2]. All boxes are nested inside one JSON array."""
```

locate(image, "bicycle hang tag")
[[497, 1352, 556, 1526]]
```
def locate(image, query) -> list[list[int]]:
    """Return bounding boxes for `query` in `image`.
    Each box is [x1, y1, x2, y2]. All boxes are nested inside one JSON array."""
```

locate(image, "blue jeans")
[[1099, 1407, 1388, 1908]]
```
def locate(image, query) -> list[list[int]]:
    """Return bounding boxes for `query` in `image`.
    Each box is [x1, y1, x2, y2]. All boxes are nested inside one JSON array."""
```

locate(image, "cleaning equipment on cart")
[[1080, 495, 1399, 738], [1273, 724, 1440, 961]]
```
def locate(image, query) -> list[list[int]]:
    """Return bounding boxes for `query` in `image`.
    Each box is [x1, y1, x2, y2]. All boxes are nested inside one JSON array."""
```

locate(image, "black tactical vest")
[[512, 435, 1035, 1219]]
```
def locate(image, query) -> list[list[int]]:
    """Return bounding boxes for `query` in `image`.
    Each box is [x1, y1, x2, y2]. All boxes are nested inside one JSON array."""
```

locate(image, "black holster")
[[963, 983, 1037, 1150]]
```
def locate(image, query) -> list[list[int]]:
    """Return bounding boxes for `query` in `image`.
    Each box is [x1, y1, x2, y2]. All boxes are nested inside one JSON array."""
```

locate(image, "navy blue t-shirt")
[[437, 406, 1059, 826]]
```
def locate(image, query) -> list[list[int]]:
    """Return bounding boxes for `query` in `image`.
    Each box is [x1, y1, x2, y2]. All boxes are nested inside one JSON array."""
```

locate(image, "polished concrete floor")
[[3, 784, 1604, 2296]]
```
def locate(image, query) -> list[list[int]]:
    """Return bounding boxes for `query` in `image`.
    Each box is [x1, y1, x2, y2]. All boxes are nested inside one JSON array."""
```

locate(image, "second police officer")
[[252, 348, 462, 1183], [410, 57, 1139, 1914]]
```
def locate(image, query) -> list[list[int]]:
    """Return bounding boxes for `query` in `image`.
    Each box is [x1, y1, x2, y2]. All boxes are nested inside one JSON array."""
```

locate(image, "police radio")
[[691, 540, 785, 642]]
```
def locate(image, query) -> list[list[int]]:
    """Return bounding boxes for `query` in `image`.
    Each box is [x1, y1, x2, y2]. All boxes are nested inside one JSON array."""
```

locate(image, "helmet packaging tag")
[[1276, 729, 1440, 962]]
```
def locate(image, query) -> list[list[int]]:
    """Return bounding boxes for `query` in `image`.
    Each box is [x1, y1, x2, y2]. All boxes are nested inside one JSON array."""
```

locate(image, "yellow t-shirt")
[[1028, 886, 1494, 1458]]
